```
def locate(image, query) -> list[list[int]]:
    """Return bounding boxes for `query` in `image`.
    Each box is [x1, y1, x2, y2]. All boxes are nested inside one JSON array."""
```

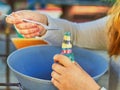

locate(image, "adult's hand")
[[6, 10, 48, 38]]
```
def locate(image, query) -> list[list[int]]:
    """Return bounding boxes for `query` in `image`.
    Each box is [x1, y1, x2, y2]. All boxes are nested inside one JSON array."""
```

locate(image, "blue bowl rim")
[[7, 45, 108, 82]]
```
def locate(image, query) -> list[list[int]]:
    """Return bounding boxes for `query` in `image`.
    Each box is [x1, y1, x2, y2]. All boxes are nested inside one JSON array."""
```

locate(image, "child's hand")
[[51, 54, 100, 90]]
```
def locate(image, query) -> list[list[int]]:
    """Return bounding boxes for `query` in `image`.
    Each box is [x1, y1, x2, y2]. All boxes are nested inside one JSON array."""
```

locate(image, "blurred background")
[[0, 0, 116, 90]]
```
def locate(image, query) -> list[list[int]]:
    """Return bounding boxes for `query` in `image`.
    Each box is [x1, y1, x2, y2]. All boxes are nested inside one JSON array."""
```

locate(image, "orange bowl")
[[11, 38, 48, 49]]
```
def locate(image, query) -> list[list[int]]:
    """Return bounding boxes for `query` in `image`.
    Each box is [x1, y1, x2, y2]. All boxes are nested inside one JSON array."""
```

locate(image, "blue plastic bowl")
[[7, 45, 108, 90]]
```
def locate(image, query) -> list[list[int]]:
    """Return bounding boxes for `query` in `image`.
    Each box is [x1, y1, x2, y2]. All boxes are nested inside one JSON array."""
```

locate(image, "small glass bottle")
[[61, 32, 75, 62]]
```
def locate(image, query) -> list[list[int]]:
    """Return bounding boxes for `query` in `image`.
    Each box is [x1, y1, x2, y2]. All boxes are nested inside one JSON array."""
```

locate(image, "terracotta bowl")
[[11, 38, 48, 49]]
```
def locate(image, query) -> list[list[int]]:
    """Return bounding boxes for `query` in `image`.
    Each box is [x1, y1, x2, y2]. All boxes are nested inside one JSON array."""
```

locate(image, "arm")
[[43, 16, 108, 50]]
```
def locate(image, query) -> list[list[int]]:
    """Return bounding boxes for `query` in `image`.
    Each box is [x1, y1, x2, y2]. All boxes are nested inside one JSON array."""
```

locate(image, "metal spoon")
[[22, 18, 60, 30]]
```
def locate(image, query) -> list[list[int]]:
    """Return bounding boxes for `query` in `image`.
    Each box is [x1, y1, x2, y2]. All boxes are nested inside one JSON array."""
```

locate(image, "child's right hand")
[[6, 10, 48, 38]]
